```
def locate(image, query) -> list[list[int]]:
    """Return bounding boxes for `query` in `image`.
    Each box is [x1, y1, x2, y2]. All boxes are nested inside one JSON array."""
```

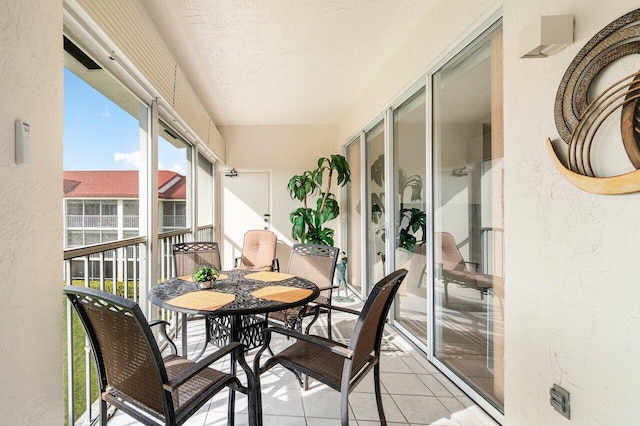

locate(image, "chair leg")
[[227, 389, 235, 426], [341, 390, 350, 426], [100, 399, 108, 426], [303, 374, 310, 391], [374, 363, 387, 425], [327, 308, 332, 340]]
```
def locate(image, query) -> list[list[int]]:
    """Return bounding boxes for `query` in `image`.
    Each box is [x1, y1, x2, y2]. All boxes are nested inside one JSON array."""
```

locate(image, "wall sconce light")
[[225, 168, 238, 177], [519, 15, 574, 58], [452, 166, 470, 176]]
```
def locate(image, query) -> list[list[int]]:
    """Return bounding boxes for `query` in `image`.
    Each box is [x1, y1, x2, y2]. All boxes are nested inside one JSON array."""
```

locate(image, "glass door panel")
[[366, 120, 386, 293], [393, 88, 428, 345], [346, 137, 363, 298], [197, 153, 215, 240], [158, 124, 191, 233], [432, 22, 504, 411]]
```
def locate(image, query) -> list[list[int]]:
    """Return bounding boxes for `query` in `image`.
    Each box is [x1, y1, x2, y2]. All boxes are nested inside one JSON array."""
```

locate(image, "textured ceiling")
[[139, 0, 436, 126]]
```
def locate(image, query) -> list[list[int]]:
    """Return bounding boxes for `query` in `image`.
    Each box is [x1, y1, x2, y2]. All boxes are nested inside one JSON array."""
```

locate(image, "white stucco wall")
[[0, 0, 64, 423], [336, 0, 640, 424], [503, 1, 640, 424], [337, 0, 501, 143], [219, 125, 342, 268]]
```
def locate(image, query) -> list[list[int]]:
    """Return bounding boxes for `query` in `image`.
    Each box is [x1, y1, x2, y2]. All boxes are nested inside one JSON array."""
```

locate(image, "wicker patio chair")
[[173, 242, 222, 276], [173, 241, 267, 354], [64, 286, 256, 426], [234, 230, 279, 272], [254, 269, 408, 426], [267, 244, 340, 339]]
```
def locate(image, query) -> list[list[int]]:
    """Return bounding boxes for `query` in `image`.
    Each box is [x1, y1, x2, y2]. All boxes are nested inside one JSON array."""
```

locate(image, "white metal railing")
[[123, 215, 139, 228], [197, 224, 214, 241], [64, 229, 192, 425], [66, 215, 118, 228]]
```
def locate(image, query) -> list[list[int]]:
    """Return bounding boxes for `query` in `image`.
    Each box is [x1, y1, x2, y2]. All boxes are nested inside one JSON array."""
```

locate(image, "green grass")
[[63, 279, 138, 425]]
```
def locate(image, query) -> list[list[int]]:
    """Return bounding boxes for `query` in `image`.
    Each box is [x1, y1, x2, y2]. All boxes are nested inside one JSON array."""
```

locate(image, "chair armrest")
[[316, 284, 339, 291], [265, 326, 353, 359], [163, 342, 244, 391], [464, 261, 480, 271], [149, 320, 177, 356], [312, 302, 361, 317]]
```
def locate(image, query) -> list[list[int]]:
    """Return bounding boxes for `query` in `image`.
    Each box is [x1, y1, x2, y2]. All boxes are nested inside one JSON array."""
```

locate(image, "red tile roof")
[[63, 170, 186, 199]]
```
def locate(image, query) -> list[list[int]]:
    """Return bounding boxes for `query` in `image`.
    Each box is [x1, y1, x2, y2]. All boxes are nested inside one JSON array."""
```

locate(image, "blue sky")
[[64, 68, 187, 174]]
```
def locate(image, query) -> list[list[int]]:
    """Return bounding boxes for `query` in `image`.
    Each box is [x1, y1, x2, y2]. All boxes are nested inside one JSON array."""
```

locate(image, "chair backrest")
[[173, 242, 222, 276], [239, 230, 277, 270], [287, 244, 339, 295], [64, 286, 172, 420], [348, 269, 407, 374], [436, 232, 467, 272]]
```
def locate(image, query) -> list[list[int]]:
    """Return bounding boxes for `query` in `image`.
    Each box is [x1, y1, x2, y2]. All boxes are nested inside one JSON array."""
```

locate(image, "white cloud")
[[102, 109, 111, 119], [169, 164, 186, 175], [159, 162, 186, 175], [114, 150, 141, 168]]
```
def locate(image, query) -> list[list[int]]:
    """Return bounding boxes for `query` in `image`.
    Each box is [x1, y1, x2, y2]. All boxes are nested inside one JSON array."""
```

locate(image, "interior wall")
[[0, 0, 64, 423], [336, 0, 500, 143], [219, 125, 340, 269], [503, 1, 640, 424], [337, 0, 640, 423]]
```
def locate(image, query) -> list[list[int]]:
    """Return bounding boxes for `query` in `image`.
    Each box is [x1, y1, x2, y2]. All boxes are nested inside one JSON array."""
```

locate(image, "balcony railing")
[[197, 224, 214, 241], [64, 229, 191, 425], [66, 214, 118, 228], [123, 215, 139, 228]]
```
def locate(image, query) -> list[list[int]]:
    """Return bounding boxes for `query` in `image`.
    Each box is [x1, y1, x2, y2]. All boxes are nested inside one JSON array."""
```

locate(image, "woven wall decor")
[[549, 8, 640, 194]]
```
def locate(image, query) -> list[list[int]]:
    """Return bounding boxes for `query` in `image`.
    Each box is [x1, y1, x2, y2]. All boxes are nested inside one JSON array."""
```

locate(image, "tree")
[[288, 155, 351, 246]]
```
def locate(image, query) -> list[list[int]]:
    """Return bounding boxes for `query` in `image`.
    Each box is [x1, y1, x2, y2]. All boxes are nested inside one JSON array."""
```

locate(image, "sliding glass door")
[[366, 121, 386, 292], [340, 16, 503, 417], [346, 136, 363, 297], [393, 88, 428, 346], [432, 22, 504, 411]]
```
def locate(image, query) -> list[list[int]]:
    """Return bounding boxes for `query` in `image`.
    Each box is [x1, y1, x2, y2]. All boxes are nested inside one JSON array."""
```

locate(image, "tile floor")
[[109, 307, 499, 426]]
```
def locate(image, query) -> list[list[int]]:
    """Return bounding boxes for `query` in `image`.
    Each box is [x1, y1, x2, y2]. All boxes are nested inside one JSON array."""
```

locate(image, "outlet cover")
[[550, 384, 571, 419]]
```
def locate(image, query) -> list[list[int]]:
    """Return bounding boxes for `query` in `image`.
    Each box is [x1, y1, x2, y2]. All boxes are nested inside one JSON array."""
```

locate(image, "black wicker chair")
[[267, 244, 340, 338], [64, 286, 256, 426], [254, 269, 407, 426], [173, 242, 222, 276]]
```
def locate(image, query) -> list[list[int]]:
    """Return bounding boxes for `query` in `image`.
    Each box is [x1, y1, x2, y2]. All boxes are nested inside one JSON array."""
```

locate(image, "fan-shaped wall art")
[[549, 8, 640, 194]]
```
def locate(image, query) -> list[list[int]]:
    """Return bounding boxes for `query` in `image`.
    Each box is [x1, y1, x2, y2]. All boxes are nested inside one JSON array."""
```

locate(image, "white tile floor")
[[109, 309, 499, 426]]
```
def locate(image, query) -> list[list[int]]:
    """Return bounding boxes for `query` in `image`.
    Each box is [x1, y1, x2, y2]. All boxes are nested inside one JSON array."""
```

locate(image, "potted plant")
[[192, 265, 220, 289], [288, 154, 350, 246], [370, 154, 426, 252]]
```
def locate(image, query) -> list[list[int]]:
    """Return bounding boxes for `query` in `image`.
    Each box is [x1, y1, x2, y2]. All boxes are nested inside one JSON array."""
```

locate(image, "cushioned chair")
[[254, 269, 408, 426], [64, 286, 256, 426], [234, 230, 279, 272], [267, 244, 339, 339], [436, 231, 494, 300], [173, 242, 222, 277]]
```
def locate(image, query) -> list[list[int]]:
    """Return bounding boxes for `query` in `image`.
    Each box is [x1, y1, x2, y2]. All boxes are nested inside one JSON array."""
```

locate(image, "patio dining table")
[[149, 269, 319, 425]]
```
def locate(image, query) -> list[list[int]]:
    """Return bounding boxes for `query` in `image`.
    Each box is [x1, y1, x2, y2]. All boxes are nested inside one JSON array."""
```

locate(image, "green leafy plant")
[[288, 154, 351, 246], [370, 154, 426, 252], [192, 265, 219, 283]]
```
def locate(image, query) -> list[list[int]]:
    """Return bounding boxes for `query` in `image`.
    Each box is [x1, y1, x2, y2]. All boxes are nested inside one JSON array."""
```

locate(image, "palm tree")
[[288, 154, 350, 246]]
